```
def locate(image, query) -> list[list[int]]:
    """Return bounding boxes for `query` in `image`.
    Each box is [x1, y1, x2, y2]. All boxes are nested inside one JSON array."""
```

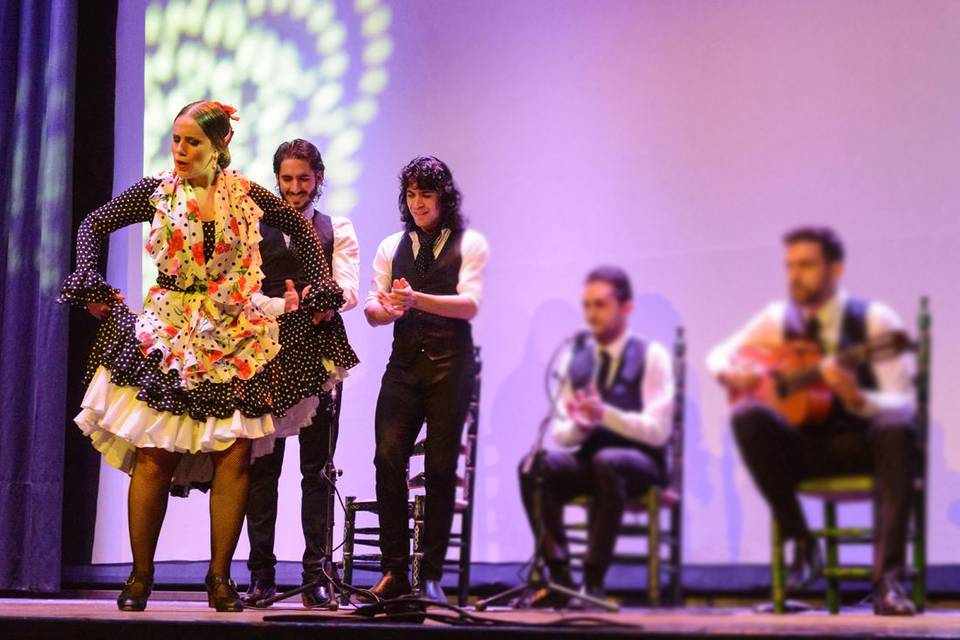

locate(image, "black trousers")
[[732, 402, 915, 584], [518, 447, 664, 588], [246, 388, 341, 582], [373, 349, 475, 580]]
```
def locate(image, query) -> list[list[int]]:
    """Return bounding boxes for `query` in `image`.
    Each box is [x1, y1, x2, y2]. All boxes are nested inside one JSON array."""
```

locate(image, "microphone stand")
[[256, 385, 341, 610], [475, 334, 617, 612]]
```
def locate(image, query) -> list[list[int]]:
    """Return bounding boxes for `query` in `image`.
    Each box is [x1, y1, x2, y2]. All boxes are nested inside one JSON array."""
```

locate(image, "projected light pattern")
[[142, 0, 392, 286]]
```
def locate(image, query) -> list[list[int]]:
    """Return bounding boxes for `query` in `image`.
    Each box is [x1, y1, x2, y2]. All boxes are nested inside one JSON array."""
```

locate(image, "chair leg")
[[647, 489, 661, 607], [771, 520, 786, 614], [412, 494, 426, 595], [341, 497, 357, 606], [669, 504, 683, 606], [458, 514, 472, 607], [912, 493, 927, 613], [824, 501, 840, 614]]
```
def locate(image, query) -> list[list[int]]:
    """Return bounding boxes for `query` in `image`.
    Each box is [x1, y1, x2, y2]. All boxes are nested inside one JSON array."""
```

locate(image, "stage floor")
[[1, 596, 959, 640]]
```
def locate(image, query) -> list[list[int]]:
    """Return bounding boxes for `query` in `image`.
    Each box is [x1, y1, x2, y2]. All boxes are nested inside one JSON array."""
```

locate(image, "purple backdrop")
[[93, 0, 960, 567]]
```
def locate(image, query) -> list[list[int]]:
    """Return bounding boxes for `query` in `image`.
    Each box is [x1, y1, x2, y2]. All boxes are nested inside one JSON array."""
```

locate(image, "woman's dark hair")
[[585, 266, 633, 303], [176, 100, 235, 169], [783, 225, 845, 263], [398, 156, 466, 232], [273, 138, 326, 201]]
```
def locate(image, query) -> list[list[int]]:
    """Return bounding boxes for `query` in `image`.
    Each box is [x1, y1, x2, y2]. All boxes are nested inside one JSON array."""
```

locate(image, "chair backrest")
[[665, 326, 686, 498]]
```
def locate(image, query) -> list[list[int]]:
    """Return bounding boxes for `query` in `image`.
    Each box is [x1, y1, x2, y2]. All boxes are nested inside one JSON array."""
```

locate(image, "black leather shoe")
[[785, 536, 823, 592], [421, 579, 446, 605], [241, 577, 276, 608], [874, 576, 916, 616], [302, 582, 332, 608], [205, 574, 244, 612], [358, 571, 411, 603], [117, 572, 153, 612]]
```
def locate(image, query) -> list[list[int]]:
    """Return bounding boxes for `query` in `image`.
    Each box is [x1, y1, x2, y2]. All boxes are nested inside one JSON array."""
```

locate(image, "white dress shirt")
[[364, 227, 489, 309], [553, 331, 675, 449], [253, 208, 360, 316], [706, 290, 914, 422]]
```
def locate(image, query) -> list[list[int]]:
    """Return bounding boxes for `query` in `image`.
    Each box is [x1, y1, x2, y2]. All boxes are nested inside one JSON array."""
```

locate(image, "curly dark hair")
[[398, 156, 466, 232], [273, 138, 326, 201]]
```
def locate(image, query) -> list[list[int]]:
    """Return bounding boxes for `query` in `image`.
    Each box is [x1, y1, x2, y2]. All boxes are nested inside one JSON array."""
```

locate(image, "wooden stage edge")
[[1, 595, 959, 640]]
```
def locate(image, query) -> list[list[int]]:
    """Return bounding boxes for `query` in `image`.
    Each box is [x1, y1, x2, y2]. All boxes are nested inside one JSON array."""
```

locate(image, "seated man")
[[707, 226, 916, 616], [518, 266, 675, 606]]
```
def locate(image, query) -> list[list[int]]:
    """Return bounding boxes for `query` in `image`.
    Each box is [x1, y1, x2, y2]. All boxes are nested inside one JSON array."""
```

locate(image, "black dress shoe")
[[241, 577, 276, 608], [302, 582, 332, 608], [421, 579, 446, 605], [785, 536, 823, 592], [358, 571, 411, 603], [205, 574, 244, 612], [874, 576, 916, 616], [117, 572, 153, 612]]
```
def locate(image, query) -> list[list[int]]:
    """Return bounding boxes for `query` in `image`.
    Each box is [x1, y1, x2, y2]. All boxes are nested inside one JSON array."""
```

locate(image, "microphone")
[[573, 330, 590, 350]]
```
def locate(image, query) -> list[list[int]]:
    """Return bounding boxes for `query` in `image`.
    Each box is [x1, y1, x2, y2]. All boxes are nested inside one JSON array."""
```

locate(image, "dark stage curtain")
[[0, 0, 79, 591], [61, 0, 119, 569]]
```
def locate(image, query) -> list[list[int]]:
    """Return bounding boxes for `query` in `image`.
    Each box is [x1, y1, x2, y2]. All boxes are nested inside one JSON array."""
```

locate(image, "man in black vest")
[[243, 139, 360, 608], [708, 226, 916, 616], [518, 266, 676, 607], [362, 156, 489, 604]]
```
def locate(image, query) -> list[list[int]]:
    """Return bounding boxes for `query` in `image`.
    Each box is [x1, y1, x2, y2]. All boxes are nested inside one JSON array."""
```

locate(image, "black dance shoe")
[[357, 570, 411, 603], [117, 572, 153, 612], [241, 576, 276, 608], [302, 582, 332, 608], [205, 574, 244, 612]]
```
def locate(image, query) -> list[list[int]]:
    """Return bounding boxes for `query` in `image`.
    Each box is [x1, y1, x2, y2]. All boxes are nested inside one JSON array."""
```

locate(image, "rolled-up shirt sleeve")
[[551, 350, 586, 448], [853, 302, 915, 423], [331, 216, 360, 312], [706, 303, 785, 380], [456, 229, 489, 309], [364, 232, 402, 310], [600, 341, 675, 448]]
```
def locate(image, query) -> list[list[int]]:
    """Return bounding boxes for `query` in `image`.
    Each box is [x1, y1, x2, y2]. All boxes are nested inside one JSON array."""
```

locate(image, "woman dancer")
[[59, 101, 358, 612]]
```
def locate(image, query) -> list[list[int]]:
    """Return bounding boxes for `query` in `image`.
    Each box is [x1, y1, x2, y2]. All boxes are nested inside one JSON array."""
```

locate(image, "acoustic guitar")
[[728, 331, 914, 427]]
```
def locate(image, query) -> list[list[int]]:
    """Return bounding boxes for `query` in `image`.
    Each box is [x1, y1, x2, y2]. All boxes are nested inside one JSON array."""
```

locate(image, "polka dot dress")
[[60, 175, 359, 424]]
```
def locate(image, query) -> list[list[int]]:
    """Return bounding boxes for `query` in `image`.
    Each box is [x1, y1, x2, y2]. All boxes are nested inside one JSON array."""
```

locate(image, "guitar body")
[[728, 341, 834, 428]]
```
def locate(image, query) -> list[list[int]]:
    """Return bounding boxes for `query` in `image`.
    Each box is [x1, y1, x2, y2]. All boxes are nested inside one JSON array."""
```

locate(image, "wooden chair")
[[340, 346, 482, 606], [771, 297, 931, 614], [563, 326, 686, 606]]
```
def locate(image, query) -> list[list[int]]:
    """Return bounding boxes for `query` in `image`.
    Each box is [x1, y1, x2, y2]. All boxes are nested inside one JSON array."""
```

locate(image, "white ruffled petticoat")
[[75, 366, 325, 486]]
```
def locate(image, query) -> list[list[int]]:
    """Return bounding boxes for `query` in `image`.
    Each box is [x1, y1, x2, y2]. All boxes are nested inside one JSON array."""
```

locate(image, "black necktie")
[[414, 229, 440, 274], [596, 350, 612, 394], [805, 315, 823, 350]]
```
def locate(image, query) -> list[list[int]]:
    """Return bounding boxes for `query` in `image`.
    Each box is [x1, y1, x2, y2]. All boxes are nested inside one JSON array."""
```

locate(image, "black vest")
[[782, 296, 879, 391], [567, 336, 665, 470], [259, 212, 335, 298], [390, 229, 473, 360]]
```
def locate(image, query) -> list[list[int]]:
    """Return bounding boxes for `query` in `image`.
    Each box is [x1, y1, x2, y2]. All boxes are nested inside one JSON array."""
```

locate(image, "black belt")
[[156, 274, 205, 293]]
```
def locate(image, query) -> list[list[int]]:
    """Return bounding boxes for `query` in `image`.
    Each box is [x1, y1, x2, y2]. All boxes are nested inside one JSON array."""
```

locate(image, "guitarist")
[[707, 226, 916, 616]]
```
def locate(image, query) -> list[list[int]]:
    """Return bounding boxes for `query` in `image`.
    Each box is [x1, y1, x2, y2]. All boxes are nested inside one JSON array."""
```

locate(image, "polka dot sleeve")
[[59, 177, 160, 306], [247, 181, 344, 313]]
